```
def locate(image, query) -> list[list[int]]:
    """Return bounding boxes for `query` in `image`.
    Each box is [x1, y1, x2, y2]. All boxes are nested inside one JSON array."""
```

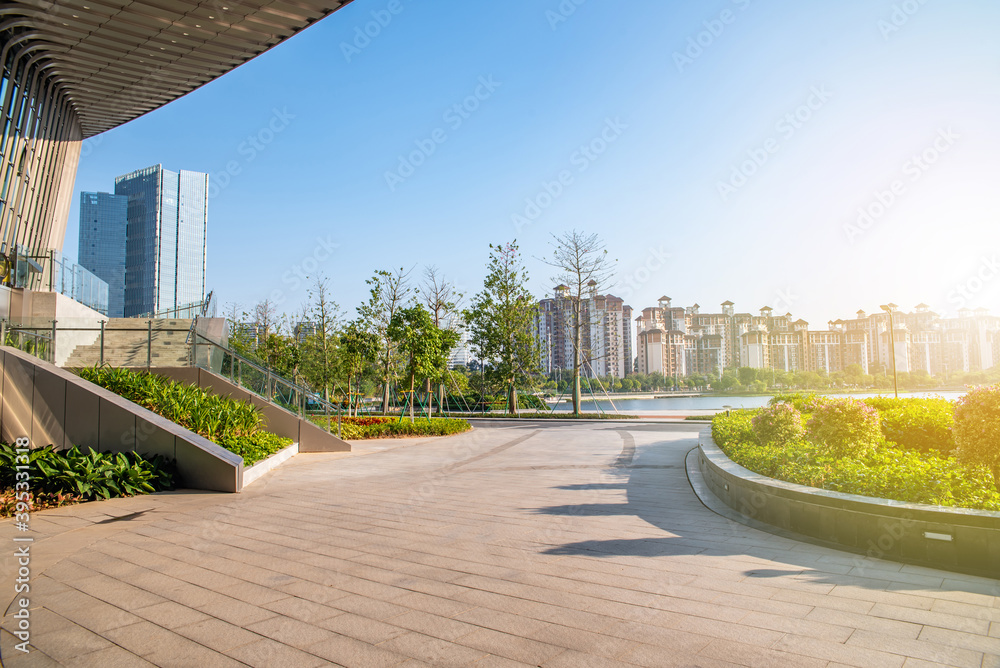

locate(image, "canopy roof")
[[5, 0, 353, 137]]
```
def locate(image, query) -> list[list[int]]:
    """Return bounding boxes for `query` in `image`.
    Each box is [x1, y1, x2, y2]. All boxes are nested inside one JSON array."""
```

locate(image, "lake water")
[[548, 391, 967, 414]]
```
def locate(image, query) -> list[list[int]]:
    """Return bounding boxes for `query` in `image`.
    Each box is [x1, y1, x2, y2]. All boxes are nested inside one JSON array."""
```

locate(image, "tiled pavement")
[[1, 422, 998, 667]]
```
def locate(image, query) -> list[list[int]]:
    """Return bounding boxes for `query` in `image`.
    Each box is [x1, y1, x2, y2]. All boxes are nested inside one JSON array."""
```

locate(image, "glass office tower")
[[78, 192, 128, 317], [114, 165, 208, 317]]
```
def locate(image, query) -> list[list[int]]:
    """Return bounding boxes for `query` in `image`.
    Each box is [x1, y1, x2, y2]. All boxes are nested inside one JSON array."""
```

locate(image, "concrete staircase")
[[62, 319, 194, 368]]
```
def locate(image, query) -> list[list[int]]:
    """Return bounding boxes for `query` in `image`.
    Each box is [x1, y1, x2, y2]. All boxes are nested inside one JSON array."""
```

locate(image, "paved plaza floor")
[[1, 423, 998, 667]]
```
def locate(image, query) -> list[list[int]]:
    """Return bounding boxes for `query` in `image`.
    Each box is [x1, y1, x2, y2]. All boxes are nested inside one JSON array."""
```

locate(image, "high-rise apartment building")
[[78, 192, 128, 317], [536, 285, 632, 378], [636, 297, 999, 379], [114, 165, 208, 317]]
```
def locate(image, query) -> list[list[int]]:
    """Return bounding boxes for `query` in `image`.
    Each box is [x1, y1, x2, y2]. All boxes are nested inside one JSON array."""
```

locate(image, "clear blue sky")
[[64, 0, 1000, 327]]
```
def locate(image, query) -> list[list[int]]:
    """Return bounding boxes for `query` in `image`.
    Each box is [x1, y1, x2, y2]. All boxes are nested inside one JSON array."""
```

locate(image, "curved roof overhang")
[[1, 0, 354, 138]]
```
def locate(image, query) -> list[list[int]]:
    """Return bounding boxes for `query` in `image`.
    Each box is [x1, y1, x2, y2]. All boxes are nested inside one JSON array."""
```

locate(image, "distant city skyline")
[[62, 1, 1000, 327]]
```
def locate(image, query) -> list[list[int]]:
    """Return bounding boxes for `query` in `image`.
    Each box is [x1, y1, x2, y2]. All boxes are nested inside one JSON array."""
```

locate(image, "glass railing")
[[0, 317, 344, 436], [192, 332, 342, 436]]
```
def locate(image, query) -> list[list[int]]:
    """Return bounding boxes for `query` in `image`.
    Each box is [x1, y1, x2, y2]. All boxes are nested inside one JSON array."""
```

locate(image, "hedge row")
[[712, 389, 1000, 511], [313, 416, 472, 440]]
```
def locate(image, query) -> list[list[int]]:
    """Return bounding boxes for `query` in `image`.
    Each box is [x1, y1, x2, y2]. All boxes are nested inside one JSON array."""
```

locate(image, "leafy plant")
[[75, 366, 283, 465], [877, 398, 955, 454], [314, 416, 471, 440], [0, 442, 176, 513], [953, 384, 1000, 491], [712, 410, 1000, 511], [768, 392, 820, 412], [752, 402, 804, 446], [805, 397, 881, 458]]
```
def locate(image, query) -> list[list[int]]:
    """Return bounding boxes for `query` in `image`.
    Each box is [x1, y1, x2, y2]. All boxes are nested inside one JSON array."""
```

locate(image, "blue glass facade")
[[114, 165, 208, 318], [78, 192, 127, 317]]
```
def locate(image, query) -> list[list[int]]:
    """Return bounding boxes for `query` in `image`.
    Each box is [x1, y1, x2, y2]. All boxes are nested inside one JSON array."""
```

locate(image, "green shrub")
[[879, 399, 955, 454], [318, 417, 472, 440], [805, 397, 881, 458], [953, 384, 1000, 491], [769, 392, 820, 412], [711, 412, 1000, 511], [862, 396, 908, 412], [711, 410, 757, 448], [752, 402, 804, 446], [218, 432, 292, 466], [752, 403, 805, 446], [76, 366, 285, 466]]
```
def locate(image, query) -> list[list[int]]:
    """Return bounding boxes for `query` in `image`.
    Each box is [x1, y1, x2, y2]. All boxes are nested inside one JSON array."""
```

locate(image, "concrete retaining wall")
[[0, 346, 242, 492], [698, 428, 1000, 579]]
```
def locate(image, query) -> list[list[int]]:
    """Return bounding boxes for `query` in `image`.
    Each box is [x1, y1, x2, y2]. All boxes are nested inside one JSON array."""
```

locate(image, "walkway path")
[[1, 424, 998, 667]]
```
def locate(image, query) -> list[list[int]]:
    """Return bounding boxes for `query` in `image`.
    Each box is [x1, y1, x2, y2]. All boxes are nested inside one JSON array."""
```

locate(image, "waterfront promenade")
[[1, 423, 998, 666]]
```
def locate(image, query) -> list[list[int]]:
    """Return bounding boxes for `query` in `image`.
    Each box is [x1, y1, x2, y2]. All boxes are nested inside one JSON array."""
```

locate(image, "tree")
[[419, 265, 463, 328], [542, 230, 615, 415], [253, 298, 278, 348], [464, 242, 540, 415], [300, 276, 341, 402], [357, 267, 412, 413], [223, 301, 254, 357], [339, 319, 380, 416], [419, 265, 464, 411], [388, 304, 459, 421]]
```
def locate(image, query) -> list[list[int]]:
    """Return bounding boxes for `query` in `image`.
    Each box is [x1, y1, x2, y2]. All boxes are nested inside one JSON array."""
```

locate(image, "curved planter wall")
[[698, 429, 1000, 580]]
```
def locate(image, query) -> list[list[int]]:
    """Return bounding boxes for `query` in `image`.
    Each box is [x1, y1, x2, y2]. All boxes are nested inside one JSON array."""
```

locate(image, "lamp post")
[[880, 303, 899, 398]]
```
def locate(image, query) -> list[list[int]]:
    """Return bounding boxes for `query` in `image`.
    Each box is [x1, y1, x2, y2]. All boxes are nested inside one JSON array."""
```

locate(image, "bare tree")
[[420, 265, 464, 328], [301, 276, 341, 402], [357, 267, 413, 413], [543, 230, 615, 415], [253, 298, 278, 348], [418, 266, 465, 412]]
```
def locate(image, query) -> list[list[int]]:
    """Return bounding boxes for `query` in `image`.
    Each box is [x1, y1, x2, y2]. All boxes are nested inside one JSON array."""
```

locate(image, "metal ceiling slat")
[[2, 0, 354, 137]]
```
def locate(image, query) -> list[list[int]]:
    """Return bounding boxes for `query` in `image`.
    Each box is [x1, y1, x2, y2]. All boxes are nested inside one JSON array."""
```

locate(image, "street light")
[[880, 303, 899, 398]]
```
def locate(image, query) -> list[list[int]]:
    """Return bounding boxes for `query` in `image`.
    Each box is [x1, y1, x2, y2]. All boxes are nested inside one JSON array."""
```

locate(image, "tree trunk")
[[508, 382, 518, 416], [382, 353, 391, 414], [409, 373, 415, 422], [572, 307, 582, 415]]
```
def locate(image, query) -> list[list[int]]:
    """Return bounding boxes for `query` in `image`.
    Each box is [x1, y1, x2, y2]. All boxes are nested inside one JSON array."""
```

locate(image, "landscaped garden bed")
[[0, 442, 175, 517], [311, 416, 472, 439], [710, 388, 1000, 511], [76, 366, 291, 466]]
